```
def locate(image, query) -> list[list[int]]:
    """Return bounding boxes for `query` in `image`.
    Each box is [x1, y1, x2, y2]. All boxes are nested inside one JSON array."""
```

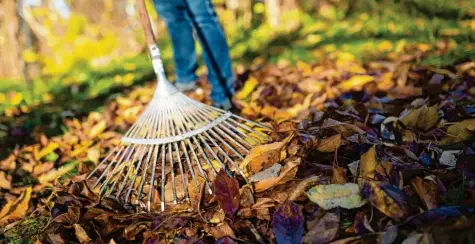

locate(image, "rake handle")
[[136, 0, 156, 46]]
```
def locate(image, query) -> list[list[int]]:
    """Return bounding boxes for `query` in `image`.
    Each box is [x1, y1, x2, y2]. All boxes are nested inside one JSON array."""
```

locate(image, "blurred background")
[[0, 0, 474, 137]]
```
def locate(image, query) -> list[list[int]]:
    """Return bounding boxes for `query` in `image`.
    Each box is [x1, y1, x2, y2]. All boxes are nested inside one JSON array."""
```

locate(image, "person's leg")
[[152, 0, 198, 90], [184, 0, 234, 107]]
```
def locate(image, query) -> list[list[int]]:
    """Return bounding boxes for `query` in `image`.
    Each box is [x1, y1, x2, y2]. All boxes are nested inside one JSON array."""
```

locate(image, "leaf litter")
[[1, 49, 475, 243]]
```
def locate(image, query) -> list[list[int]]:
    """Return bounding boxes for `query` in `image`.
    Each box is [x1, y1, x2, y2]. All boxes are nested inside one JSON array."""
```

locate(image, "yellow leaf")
[[360, 146, 378, 181], [0, 93, 6, 104], [74, 224, 91, 244], [38, 162, 78, 184], [296, 60, 312, 76], [440, 119, 475, 145], [338, 75, 374, 91], [22, 49, 38, 63], [306, 183, 366, 210], [235, 76, 259, 100], [417, 43, 431, 52], [0, 200, 14, 220], [34, 142, 59, 161], [87, 147, 100, 164], [240, 141, 285, 173], [378, 41, 393, 52], [317, 134, 341, 152], [88, 121, 107, 139], [3, 187, 32, 221], [10, 92, 23, 105], [400, 105, 439, 131]]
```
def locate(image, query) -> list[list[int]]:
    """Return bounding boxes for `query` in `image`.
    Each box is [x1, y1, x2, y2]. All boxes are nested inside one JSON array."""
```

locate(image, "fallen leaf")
[[235, 76, 259, 100], [250, 163, 282, 182], [359, 146, 378, 182], [0, 171, 12, 189], [272, 201, 304, 244], [439, 150, 461, 168], [411, 177, 438, 210], [402, 231, 434, 244], [339, 75, 375, 91], [38, 162, 79, 185], [34, 142, 59, 161], [88, 121, 107, 139], [440, 119, 475, 144], [399, 105, 439, 131], [0, 187, 32, 224], [331, 167, 347, 184], [215, 236, 236, 244], [254, 156, 301, 192], [87, 147, 100, 164], [73, 224, 91, 243], [240, 141, 284, 173], [317, 134, 341, 152], [303, 209, 340, 244], [363, 182, 408, 220], [208, 222, 236, 240], [306, 183, 367, 210], [214, 169, 240, 216]]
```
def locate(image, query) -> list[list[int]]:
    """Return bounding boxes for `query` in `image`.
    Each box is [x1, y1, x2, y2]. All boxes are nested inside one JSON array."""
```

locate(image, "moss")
[[4, 216, 49, 244]]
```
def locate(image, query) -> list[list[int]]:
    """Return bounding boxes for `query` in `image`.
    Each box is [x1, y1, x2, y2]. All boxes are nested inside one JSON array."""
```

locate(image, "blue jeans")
[[152, 0, 234, 104]]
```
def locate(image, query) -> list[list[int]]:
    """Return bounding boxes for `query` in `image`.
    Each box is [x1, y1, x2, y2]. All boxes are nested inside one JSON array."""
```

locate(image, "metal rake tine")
[[227, 117, 269, 141], [222, 120, 260, 145], [181, 104, 231, 176], [117, 145, 148, 198], [173, 102, 215, 192], [215, 125, 251, 152], [136, 144, 157, 205], [125, 144, 153, 202], [104, 144, 140, 197], [99, 145, 135, 197], [125, 110, 154, 138], [170, 102, 199, 189], [188, 107, 246, 159], [93, 145, 128, 189], [177, 105, 218, 175], [160, 144, 166, 211], [168, 105, 190, 202], [88, 146, 119, 180], [164, 108, 178, 205]]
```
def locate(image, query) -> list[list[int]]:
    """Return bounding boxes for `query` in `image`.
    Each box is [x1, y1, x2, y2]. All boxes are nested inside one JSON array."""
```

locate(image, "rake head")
[[87, 46, 271, 211]]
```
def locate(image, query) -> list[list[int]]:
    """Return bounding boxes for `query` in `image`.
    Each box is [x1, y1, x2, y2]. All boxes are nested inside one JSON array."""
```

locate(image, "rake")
[[87, 0, 270, 212]]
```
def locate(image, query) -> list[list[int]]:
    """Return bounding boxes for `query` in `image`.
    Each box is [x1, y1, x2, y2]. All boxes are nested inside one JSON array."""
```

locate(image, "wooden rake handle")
[[136, 0, 157, 46]]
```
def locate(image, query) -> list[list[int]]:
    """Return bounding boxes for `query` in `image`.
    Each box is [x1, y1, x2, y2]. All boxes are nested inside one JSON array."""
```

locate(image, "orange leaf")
[[317, 134, 341, 152]]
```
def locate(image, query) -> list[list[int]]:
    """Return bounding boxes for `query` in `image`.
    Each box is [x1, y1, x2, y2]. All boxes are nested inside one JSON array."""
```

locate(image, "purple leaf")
[[407, 206, 474, 227], [303, 209, 340, 244], [214, 169, 240, 216], [272, 201, 304, 244], [215, 236, 236, 244]]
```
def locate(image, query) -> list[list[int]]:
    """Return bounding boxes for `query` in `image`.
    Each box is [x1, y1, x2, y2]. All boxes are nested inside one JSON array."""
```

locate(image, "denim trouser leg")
[[152, 0, 234, 104], [153, 0, 198, 84], [184, 0, 235, 104]]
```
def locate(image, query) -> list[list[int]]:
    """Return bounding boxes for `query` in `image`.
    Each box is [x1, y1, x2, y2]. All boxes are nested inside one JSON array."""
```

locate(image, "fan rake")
[[87, 0, 271, 211]]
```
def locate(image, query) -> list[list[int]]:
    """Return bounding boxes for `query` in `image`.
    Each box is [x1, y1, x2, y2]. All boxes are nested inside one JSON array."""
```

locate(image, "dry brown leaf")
[[317, 134, 341, 152], [73, 224, 91, 244], [331, 167, 348, 184], [359, 146, 378, 182], [254, 156, 301, 192], [208, 222, 235, 239], [0, 171, 12, 189], [411, 177, 438, 210], [288, 175, 321, 201], [240, 141, 285, 174]]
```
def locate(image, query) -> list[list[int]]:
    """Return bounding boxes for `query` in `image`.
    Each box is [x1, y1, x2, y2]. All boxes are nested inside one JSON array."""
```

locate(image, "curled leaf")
[[240, 141, 284, 173], [317, 134, 341, 152]]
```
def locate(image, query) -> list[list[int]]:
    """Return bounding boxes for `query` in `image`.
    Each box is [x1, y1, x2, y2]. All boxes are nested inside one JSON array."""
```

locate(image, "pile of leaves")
[[1, 47, 475, 243]]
